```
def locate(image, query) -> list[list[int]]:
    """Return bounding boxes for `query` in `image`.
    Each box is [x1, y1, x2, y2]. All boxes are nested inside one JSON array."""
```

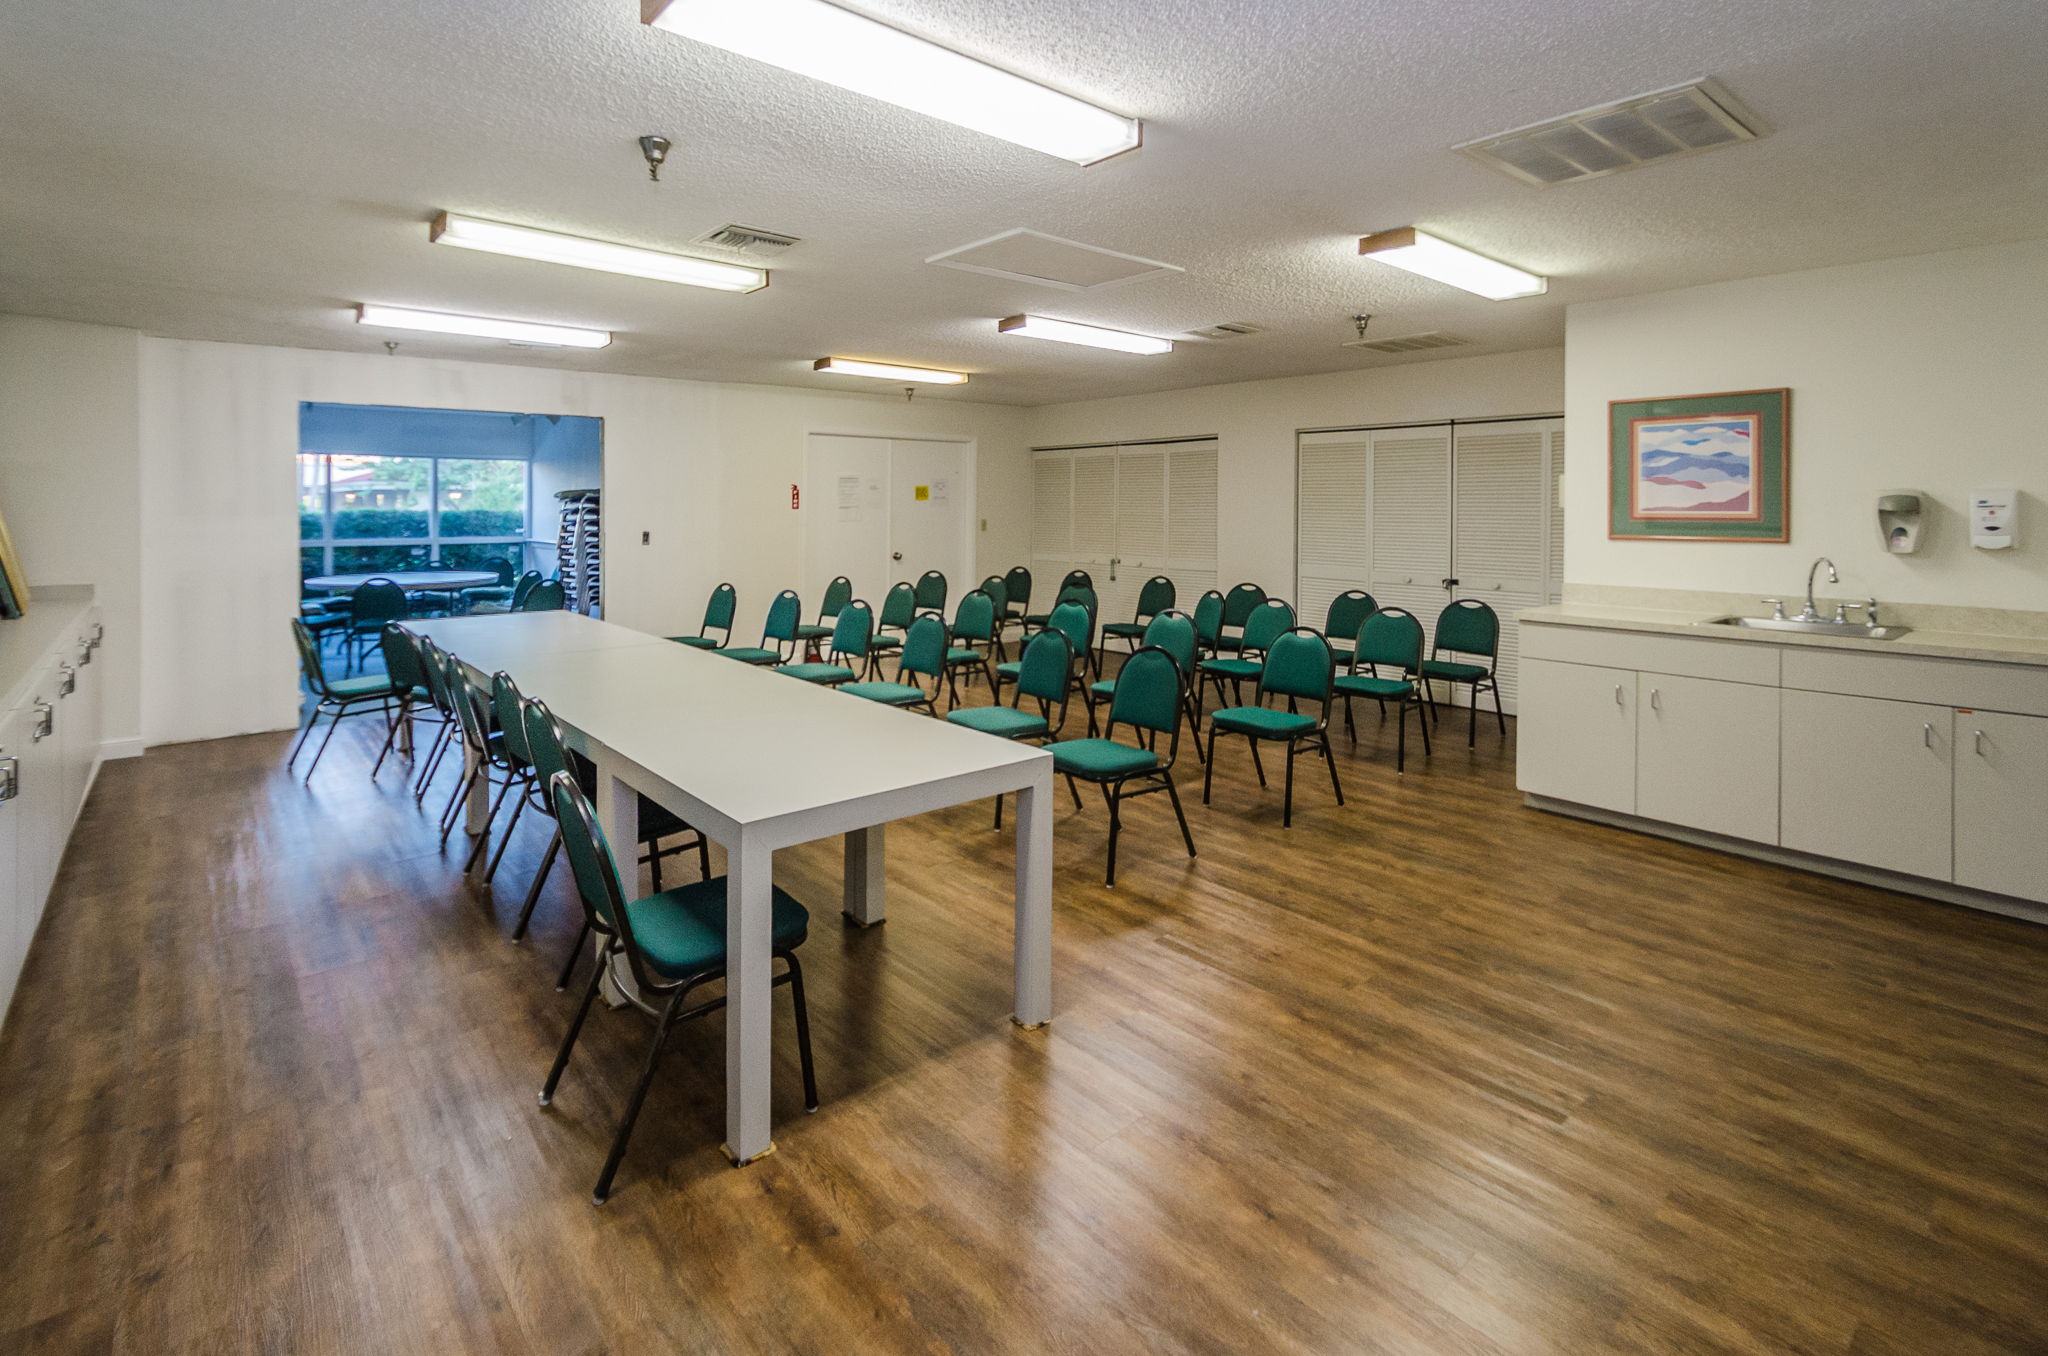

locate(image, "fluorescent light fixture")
[[813, 357, 968, 385], [641, 0, 1141, 166], [1356, 228, 1548, 300], [997, 314, 1172, 355], [430, 212, 768, 293], [355, 304, 611, 349]]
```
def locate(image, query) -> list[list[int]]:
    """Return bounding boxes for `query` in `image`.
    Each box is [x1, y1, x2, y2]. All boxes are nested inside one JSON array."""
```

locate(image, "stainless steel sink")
[[1703, 615, 1912, 640]]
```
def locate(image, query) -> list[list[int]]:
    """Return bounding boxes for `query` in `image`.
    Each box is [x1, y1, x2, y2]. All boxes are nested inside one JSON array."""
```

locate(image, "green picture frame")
[[1609, 388, 1790, 541]]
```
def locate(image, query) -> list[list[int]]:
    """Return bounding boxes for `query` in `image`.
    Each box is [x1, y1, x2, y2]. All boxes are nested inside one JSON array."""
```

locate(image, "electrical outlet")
[[640, 530, 650, 545], [980, 518, 988, 532]]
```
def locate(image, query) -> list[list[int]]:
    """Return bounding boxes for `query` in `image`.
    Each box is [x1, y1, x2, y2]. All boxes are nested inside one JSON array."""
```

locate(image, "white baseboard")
[[1525, 794, 2048, 927], [102, 737, 146, 761]]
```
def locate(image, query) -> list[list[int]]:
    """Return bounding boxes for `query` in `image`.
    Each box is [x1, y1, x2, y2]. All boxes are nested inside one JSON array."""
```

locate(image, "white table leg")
[[843, 825, 886, 926], [725, 833, 776, 1166], [1013, 767, 1053, 1028], [592, 754, 641, 1009]]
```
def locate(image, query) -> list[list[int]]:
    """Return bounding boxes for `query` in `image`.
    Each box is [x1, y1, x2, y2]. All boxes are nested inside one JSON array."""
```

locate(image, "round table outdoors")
[[303, 571, 500, 592]]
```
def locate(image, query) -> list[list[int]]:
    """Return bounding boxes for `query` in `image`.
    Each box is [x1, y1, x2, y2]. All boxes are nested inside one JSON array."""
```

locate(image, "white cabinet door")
[[1516, 659, 1637, 813], [0, 705, 23, 1026], [1636, 674, 1780, 844], [1952, 709, 2048, 903], [1781, 690, 1953, 882]]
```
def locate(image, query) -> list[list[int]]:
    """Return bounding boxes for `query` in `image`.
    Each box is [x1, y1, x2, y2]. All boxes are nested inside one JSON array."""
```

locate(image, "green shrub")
[[332, 508, 428, 540], [438, 509, 524, 538]]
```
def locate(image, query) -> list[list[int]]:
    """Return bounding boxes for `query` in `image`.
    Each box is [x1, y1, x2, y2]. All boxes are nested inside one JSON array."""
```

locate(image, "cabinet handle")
[[1613, 684, 1624, 705], [1923, 722, 1933, 748], [1649, 687, 1661, 712], [33, 701, 54, 741], [59, 663, 77, 697], [1974, 728, 1987, 757], [0, 755, 16, 803]]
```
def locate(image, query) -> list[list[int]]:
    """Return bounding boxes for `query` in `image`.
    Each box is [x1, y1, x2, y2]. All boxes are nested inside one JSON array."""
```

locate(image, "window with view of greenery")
[[299, 453, 528, 579]]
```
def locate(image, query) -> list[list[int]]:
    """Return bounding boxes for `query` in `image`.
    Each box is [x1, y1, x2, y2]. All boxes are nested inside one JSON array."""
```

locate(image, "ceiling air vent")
[[694, 224, 801, 256], [1188, 321, 1266, 339], [1455, 77, 1766, 188], [1343, 331, 1470, 354]]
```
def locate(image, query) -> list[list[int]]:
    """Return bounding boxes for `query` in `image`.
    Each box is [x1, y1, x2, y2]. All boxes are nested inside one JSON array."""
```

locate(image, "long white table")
[[411, 611, 1054, 1165]]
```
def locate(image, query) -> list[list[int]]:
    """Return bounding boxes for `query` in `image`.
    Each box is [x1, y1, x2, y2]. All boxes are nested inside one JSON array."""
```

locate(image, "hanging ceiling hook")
[[639, 135, 672, 182], [1352, 313, 1373, 340]]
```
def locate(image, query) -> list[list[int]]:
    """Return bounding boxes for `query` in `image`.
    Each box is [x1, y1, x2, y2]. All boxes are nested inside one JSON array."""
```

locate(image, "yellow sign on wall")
[[914, 485, 930, 501]]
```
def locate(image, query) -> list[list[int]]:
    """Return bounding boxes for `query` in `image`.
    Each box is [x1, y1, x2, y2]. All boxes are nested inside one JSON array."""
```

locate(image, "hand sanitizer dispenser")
[[1971, 486, 2017, 550], [1877, 494, 1923, 554]]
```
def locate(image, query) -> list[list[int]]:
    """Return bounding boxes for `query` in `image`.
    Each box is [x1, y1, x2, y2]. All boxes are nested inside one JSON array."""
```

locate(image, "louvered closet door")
[[1105, 446, 1165, 626], [1031, 452, 1075, 608], [1068, 449, 1119, 615], [1163, 441, 1219, 605], [1368, 427, 1454, 635], [1449, 418, 1561, 712], [1296, 432, 1370, 635]]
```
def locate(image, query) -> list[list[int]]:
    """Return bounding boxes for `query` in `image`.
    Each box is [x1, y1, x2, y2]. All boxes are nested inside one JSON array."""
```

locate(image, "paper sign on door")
[[914, 485, 930, 501]]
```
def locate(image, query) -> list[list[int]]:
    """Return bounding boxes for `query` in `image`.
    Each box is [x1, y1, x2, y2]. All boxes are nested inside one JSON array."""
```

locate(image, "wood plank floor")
[[3, 681, 2046, 1354]]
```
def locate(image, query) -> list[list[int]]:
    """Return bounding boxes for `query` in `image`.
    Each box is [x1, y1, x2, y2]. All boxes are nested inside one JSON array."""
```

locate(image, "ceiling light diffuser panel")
[[356, 305, 611, 348], [1357, 228, 1547, 300], [430, 213, 768, 292], [814, 357, 968, 384], [998, 315, 1173, 355], [641, 0, 1141, 166]]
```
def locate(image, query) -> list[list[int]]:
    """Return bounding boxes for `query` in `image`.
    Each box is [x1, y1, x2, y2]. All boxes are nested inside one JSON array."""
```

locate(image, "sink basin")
[[1703, 615, 1913, 641]]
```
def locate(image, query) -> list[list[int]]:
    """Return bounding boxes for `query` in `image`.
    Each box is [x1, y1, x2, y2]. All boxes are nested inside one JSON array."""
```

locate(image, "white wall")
[[1565, 238, 2048, 611], [0, 317, 144, 753], [1021, 350, 1565, 589]]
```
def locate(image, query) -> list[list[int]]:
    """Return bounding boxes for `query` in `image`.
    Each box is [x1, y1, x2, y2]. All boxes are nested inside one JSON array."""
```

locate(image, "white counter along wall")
[[1564, 237, 2048, 613]]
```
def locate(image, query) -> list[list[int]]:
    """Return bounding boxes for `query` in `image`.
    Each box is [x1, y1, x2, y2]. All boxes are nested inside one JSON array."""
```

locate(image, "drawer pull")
[[1923, 721, 1933, 748], [1974, 728, 1987, 757], [33, 701, 54, 741], [1649, 687, 1661, 712], [59, 663, 77, 697], [1613, 684, 1624, 705], [0, 755, 16, 803]]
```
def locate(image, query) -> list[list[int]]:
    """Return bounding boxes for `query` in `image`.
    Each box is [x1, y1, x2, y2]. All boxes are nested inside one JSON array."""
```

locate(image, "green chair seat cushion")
[[1335, 673, 1415, 699], [1021, 613, 1051, 627], [1049, 738, 1161, 778], [778, 662, 855, 684], [625, 877, 809, 981], [994, 661, 1022, 680], [868, 635, 902, 651], [327, 675, 397, 699], [1088, 679, 1116, 699], [1199, 658, 1262, 680], [946, 706, 1049, 738], [1210, 705, 1319, 737], [1100, 621, 1147, 639], [670, 635, 721, 649], [945, 646, 988, 666], [795, 623, 834, 640], [721, 647, 783, 665], [842, 681, 926, 706], [1422, 659, 1490, 681]]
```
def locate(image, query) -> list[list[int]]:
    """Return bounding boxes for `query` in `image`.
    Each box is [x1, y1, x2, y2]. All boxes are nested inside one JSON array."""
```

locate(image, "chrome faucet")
[[1801, 557, 1837, 621]]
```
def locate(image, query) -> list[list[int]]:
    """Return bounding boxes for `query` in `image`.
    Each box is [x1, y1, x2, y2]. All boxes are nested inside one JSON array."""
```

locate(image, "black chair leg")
[[1202, 728, 1220, 803], [592, 988, 689, 1204], [1491, 679, 1506, 736], [287, 706, 323, 766], [555, 919, 591, 991], [1416, 696, 1433, 758], [465, 775, 515, 871], [484, 791, 529, 883], [302, 706, 348, 781], [1104, 783, 1121, 886], [696, 832, 711, 880], [370, 700, 408, 778], [1397, 704, 1408, 774], [1282, 741, 1295, 828], [1248, 739, 1267, 788], [1344, 695, 1356, 742], [785, 955, 820, 1111], [1469, 681, 1479, 748], [512, 826, 561, 941], [1165, 774, 1196, 859], [1066, 774, 1083, 810], [1322, 732, 1344, 806], [540, 940, 611, 1104], [993, 792, 1004, 831]]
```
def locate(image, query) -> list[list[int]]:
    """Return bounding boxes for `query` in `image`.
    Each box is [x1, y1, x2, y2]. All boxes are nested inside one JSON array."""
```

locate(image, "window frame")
[[300, 452, 531, 576]]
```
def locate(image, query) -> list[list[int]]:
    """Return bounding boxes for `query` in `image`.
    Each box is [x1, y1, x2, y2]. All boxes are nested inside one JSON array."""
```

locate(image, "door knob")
[[891, 551, 903, 561]]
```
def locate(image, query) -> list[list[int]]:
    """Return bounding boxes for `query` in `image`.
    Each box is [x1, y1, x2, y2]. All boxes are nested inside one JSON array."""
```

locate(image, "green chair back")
[[1192, 590, 1224, 648], [1133, 575, 1176, 621], [953, 590, 997, 643], [914, 570, 947, 611], [1356, 608, 1424, 672], [978, 576, 1008, 616], [1108, 647, 1184, 745], [548, 772, 667, 998], [1061, 569, 1093, 592], [831, 601, 874, 658], [290, 618, 335, 698], [762, 589, 801, 642], [899, 614, 949, 679], [491, 671, 531, 766], [1434, 599, 1499, 659], [704, 582, 737, 631], [520, 579, 566, 611], [351, 578, 408, 627], [379, 623, 421, 691], [521, 696, 574, 789], [1239, 599, 1296, 656], [444, 652, 491, 754], [415, 635, 452, 714], [878, 581, 917, 629], [819, 576, 852, 621], [1261, 628, 1335, 707], [1056, 584, 1097, 618], [1004, 566, 1032, 610], [1047, 600, 1094, 659], [1015, 629, 1075, 711], [1325, 590, 1377, 645], [1221, 582, 1267, 629], [511, 571, 544, 607], [1141, 610, 1198, 676]]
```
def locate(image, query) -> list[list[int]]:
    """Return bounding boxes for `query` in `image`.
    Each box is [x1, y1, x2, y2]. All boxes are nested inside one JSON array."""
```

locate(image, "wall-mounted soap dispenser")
[[1877, 493, 1924, 555], [1970, 487, 2017, 550]]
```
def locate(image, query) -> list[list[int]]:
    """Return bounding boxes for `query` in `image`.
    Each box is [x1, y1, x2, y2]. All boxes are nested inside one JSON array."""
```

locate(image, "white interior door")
[[1450, 419, 1561, 709], [1068, 448, 1118, 608], [1368, 426, 1454, 628], [804, 434, 890, 609], [888, 439, 969, 599], [1296, 431, 1372, 631], [1163, 441, 1219, 604], [1031, 452, 1075, 606]]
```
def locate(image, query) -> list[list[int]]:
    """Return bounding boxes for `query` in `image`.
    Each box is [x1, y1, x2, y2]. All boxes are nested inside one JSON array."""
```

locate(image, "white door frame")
[[802, 430, 978, 597]]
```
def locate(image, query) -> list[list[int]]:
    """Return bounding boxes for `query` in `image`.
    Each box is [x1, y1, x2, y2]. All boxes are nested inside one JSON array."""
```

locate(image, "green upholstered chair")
[[1100, 575, 1177, 662], [1337, 607, 1432, 773], [977, 576, 1011, 659], [369, 623, 442, 781], [1423, 599, 1504, 746], [1190, 589, 1225, 659], [670, 582, 737, 650], [996, 598, 1093, 699], [941, 590, 1001, 705], [509, 570, 544, 610], [1044, 646, 1197, 886], [722, 589, 802, 665], [541, 770, 817, 1205], [1212, 581, 1267, 653], [434, 650, 522, 847], [467, 669, 540, 877], [1023, 569, 1091, 631], [1323, 590, 1377, 665], [408, 635, 461, 803], [913, 570, 948, 613], [509, 694, 711, 969], [1086, 610, 1203, 758], [345, 577, 409, 674], [288, 617, 399, 781], [460, 556, 518, 612], [866, 581, 917, 660], [519, 578, 567, 612], [1203, 626, 1344, 828], [795, 575, 853, 656], [779, 601, 873, 685], [948, 627, 1074, 829], [842, 613, 947, 714], [1196, 598, 1294, 710], [1002, 565, 1032, 624]]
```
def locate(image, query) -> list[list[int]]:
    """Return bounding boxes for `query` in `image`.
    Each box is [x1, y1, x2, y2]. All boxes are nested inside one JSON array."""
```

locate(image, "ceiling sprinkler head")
[[639, 135, 672, 181], [1352, 313, 1373, 340]]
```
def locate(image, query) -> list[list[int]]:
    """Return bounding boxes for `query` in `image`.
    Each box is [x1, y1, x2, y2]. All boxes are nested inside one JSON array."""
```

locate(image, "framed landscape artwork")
[[0, 501, 27, 619], [1609, 388, 1790, 541]]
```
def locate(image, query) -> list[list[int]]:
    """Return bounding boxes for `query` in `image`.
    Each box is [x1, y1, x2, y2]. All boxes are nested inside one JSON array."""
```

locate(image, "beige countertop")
[[1521, 601, 2048, 669]]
